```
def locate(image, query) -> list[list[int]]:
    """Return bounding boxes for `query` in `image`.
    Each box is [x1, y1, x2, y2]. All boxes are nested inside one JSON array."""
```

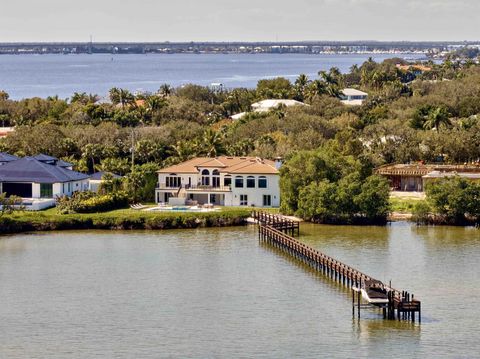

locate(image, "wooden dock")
[[253, 211, 421, 322]]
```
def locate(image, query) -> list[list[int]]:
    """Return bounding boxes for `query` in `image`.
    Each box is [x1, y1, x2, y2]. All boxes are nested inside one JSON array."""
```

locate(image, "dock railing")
[[253, 211, 421, 322]]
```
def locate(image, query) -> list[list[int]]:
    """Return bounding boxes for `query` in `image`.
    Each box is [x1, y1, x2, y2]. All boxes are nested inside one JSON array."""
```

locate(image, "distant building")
[[0, 127, 14, 138], [231, 99, 307, 120], [375, 163, 480, 192], [340, 89, 368, 106], [89, 171, 122, 192], [395, 63, 432, 76], [156, 156, 281, 207]]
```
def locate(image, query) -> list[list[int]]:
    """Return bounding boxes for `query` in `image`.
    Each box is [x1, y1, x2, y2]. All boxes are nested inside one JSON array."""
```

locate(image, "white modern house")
[[231, 99, 307, 120], [156, 156, 281, 207], [0, 156, 90, 210], [340, 88, 368, 105]]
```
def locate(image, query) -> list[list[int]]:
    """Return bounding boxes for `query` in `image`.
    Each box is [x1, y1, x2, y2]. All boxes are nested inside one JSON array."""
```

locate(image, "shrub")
[[57, 191, 128, 214]]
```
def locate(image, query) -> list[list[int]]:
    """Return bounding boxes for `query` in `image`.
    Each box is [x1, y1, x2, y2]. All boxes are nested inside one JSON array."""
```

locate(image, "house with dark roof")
[[0, 157, 90, 210], [156, 156, 281, 207]]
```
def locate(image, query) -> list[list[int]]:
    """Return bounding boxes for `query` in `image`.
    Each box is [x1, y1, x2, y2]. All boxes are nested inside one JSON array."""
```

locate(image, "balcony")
[[156, 184, 231, 192], [186, 185, 231, 192]]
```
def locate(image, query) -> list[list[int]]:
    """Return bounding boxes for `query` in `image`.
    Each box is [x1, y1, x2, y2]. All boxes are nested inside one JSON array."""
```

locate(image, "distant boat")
[[361, 279, 389, 306]]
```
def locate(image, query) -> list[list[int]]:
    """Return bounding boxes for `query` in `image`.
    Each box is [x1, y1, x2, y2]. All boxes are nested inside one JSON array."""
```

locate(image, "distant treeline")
[[0, 40, 471, 55]]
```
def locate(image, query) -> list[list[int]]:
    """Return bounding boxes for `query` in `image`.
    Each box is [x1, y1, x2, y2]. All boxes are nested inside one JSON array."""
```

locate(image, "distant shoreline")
[[0, 40, 467, 56]]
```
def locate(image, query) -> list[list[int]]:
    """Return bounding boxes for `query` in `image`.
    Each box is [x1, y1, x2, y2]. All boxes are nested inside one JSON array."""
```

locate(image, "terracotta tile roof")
[[158, 156, 279, 175], [375, 163, 480, 176]]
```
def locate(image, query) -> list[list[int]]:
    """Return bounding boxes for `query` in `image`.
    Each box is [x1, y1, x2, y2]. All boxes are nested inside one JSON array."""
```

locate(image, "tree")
[[158, 84, 173, 98], [109, 88, 134, 108], [200, 129, 225, 157], [425, 177, 480, 224], [0, 90, 9, 101], [256, 77, 293, 99], [423, 106, 452, 131]]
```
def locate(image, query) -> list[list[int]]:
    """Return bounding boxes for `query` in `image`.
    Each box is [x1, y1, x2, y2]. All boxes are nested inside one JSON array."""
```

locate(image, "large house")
[[0, 155, 90, 210], [375, 163, 480, 192], [340, 88, 368, 106], [156, 156, 281, 207]]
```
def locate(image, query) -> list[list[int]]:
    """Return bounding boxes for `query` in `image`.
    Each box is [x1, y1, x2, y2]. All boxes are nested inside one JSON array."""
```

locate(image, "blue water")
[[0, 53, 424, 99]]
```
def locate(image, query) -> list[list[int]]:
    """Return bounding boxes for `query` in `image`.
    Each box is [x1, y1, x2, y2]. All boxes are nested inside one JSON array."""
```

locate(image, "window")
[[212, 169, 220, 188], [201, 169, 210, 186], [40, 183, 53, 198], [263, 195, 272, 207], [247, 176, 255, 188], [224, 175, 232, 187], [235, 176, 244, 188], [240, 194, 248, 206], [166, 175, 181, 188], [258, 176, 267, 189]]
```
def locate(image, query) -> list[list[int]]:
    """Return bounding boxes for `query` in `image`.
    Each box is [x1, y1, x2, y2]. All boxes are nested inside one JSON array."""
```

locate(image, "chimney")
[[274, 157, 283, 170]]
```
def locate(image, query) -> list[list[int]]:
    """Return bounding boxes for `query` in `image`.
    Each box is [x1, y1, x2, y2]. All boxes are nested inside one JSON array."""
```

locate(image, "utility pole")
[[131, 128, 136, 172]]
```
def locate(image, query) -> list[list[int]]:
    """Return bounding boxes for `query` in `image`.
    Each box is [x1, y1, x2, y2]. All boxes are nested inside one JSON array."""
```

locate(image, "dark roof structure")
[[89, 171, 122, 181], [33, 154, 73, 168], [0, 152, 19, 163], [56, 159, 74, 168], [0, 157, 90, 183]]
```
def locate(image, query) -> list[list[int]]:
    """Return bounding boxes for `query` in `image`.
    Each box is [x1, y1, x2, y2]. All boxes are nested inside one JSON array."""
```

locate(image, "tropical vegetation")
[[1, 56, 480, 223]]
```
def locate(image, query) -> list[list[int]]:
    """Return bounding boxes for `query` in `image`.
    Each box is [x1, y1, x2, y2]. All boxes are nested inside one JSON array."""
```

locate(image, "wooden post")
[[357, 288, 361, 319]]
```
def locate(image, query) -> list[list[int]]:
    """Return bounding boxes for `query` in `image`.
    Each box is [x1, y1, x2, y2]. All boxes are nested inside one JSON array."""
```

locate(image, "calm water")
[[1, 223, 479, 358], [0, 53, 425, 99]]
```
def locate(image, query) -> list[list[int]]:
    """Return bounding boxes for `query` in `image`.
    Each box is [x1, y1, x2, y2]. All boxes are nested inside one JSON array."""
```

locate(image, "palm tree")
[[423, 106, 452, 131], [201, 129, 224, 157], [109, 88, 134, 108], [294, 74, 310, 101], [171, 141, 198, 163], [159, 84, 172, 98], [145, 96, 165, 112], [305, 80, 327, 102]]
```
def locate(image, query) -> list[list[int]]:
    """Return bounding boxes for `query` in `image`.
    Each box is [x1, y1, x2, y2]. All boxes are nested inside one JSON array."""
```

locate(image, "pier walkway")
[[253, 211, 421, 322]]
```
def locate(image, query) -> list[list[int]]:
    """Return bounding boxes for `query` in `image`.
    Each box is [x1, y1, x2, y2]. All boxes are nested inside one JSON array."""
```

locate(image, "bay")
[[0, 223, 479, 358], [0, 53, 424, 99]]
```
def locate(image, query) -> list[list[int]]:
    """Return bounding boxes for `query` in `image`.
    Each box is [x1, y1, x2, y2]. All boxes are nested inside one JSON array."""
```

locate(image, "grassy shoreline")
[[0, 208, 253, 235]]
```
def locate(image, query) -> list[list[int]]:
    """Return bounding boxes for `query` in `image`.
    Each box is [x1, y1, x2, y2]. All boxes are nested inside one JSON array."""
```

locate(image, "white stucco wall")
[[230, 174, 280, 207]]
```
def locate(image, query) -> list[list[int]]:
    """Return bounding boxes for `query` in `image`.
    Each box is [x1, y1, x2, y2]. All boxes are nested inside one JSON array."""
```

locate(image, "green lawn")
[[0, 206, 260, 234], [389, 197, 422, 213]]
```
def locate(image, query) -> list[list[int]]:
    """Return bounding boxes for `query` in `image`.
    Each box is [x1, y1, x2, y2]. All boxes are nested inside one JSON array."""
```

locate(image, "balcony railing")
[[186, 185, 231, 192], [156, 184, 231, 192]]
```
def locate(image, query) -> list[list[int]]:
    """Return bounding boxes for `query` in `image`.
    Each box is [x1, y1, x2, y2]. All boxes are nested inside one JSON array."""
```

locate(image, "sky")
[[0, 0, 478, 42]]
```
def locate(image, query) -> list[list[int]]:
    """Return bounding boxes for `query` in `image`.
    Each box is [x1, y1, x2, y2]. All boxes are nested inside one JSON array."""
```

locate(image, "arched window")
[[258, 176, 267, 189], [247, 176, 255, 188], [212, 169, 220, 188], [235, 176, 244, 188], [201, 169, 210, 186]]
